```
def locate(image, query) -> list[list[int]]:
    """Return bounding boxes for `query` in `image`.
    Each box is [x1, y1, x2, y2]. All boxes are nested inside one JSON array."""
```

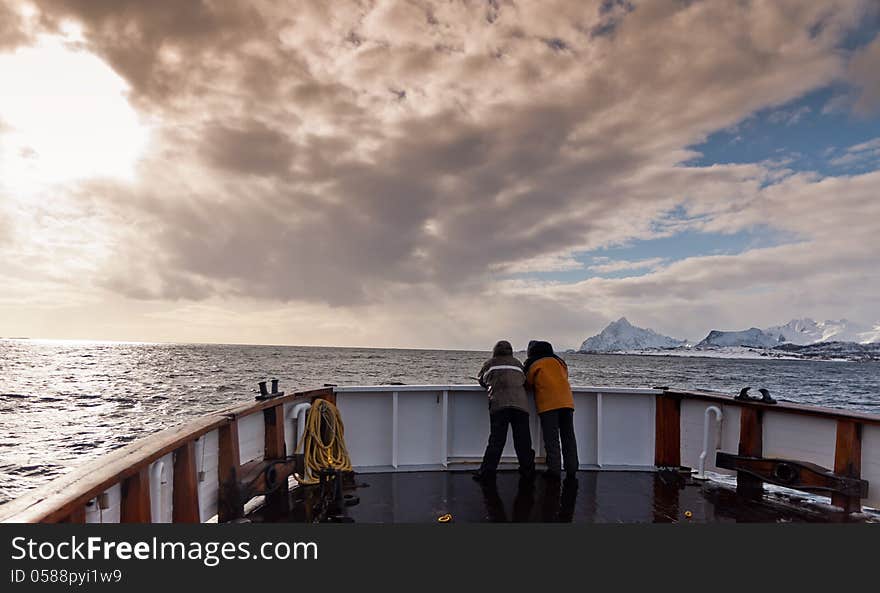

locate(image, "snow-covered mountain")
[[696, 328, 781, 349], [862, 325, 880, 344], [696, 318, 880, 349], [579, 318, 686, 352], [765, 318, 877, 345]]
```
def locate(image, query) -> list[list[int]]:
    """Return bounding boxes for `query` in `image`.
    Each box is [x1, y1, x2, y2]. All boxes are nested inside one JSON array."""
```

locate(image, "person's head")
[[527, 340, 555, 358], [492, 340, 513, 357]]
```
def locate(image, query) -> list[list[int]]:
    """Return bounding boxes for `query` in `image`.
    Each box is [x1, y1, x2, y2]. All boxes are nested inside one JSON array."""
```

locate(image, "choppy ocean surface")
[[1, 339, 879, 504]]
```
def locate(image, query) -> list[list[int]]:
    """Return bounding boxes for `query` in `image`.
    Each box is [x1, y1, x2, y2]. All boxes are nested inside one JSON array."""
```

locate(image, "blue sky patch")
[[511, 226, 802, 282], [686, 85, 880, 177], [512, 28, 880, 286]]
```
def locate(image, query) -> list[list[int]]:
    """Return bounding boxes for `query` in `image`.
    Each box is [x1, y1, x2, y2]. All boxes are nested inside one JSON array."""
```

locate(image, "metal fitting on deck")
[[256, 379, 285, 400]]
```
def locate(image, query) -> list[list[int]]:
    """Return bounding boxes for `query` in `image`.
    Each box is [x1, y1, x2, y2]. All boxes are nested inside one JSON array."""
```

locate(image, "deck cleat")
[[735, 386, 752, 400], [735, 386, 777, 404], [758, 388, 777, 404]]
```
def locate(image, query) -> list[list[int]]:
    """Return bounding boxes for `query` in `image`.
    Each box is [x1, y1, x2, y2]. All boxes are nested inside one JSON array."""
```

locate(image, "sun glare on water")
[[0, 34, 148, 197]]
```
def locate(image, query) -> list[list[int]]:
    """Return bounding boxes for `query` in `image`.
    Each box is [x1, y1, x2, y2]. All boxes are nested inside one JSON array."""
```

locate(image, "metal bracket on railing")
[[734, 387, 776, 404], [243, 458, 301, 497], [716, 452, 868, 500]]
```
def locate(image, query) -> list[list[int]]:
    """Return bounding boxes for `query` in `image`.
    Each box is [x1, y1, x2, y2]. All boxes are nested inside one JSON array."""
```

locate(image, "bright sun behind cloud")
[[0, 34, 148, 197]]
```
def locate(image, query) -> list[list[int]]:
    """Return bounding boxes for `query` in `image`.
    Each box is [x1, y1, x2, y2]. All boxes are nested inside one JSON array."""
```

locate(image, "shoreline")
[[571, 349, 863, 363]]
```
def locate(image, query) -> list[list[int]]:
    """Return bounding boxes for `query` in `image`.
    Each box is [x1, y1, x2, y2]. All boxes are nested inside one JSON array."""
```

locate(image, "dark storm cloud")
[[32, 0, 265, 104], [98, 100, 657, 304], [92, 185, 428, 306], [14, 0, 880, 325], [200, 119, 298, 177]]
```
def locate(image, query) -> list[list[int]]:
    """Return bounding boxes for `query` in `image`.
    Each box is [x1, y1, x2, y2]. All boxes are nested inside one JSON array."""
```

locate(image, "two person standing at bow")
[[473, 339, 578, 482]]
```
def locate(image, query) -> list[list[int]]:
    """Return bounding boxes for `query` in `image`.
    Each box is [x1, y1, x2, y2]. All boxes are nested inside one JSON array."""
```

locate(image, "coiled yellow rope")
[[294, 399, 352, 485]]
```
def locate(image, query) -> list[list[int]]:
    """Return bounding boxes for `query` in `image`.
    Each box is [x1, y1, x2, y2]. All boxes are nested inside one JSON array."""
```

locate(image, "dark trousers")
[[479, 408, 535, 475], [540, 408, 579, 476]]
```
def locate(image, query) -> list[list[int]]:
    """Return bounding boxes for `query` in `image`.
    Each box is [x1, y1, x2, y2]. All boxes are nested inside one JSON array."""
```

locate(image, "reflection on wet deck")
[[256, 470, 860, 523]]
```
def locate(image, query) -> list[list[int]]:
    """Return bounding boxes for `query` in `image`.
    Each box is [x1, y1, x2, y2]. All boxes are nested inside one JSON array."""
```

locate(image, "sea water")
[[1, 339, 878, 503]]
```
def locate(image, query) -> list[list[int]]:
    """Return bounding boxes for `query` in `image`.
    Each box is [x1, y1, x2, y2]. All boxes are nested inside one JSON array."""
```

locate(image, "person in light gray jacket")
[[472, 340, 536, 481]]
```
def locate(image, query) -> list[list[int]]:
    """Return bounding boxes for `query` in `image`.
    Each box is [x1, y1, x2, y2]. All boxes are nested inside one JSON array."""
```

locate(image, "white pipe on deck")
[[287, 403, 312, 450], [697, 406, 723, 480], [149, 460, 167, 522]]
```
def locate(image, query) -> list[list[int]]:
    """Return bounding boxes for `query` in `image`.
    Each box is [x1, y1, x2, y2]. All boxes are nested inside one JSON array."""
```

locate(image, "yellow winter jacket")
[[525, 357, 575, 414]]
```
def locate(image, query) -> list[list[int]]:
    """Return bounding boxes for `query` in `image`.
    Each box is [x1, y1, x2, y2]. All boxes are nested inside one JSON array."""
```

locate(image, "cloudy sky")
[[1, 0, 879, 349]]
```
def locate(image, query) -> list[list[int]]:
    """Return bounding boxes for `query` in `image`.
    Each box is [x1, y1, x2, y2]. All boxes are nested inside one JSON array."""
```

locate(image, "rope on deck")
[[295, 399, 352, 484]]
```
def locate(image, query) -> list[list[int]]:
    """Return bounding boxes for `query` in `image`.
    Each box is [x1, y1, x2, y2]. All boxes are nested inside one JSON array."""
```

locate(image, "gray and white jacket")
[[478, 340, 529, 414]]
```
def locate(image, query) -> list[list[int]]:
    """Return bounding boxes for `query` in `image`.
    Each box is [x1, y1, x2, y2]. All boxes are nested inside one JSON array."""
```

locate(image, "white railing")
[[5, 383, 878, 523], [334, 385, 663, 472]]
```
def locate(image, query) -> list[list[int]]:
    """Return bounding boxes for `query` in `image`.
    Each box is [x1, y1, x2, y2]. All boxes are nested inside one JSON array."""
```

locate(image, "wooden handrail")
[[2, 385, 877, 522], [663, 388, 880, 426], [0, 388, 329, 523]]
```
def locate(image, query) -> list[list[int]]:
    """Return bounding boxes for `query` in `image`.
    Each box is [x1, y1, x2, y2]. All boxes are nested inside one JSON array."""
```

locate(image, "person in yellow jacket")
[[524, 340, 578, 481]]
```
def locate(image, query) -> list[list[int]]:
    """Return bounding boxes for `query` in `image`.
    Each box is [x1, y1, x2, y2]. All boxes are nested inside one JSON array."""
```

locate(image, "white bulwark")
[[2, 383, 878, 523]]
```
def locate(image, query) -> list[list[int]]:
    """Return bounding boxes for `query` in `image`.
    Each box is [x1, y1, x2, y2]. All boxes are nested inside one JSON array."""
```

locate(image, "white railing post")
[[392, 391, 399, 469], [696, 406, 723, 480], [440, 390, 448, 468], [596, 392, 604, 467], [149, 460, 167, 523]]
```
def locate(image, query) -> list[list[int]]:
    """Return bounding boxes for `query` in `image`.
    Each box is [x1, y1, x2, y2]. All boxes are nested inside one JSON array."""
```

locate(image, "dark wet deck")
[[249, 469, 870, 523]]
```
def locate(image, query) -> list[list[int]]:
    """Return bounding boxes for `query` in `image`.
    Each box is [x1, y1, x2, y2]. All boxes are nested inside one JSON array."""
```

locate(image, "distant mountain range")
[[695, 318, 880, 349], [578, 317, 880, 361]]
